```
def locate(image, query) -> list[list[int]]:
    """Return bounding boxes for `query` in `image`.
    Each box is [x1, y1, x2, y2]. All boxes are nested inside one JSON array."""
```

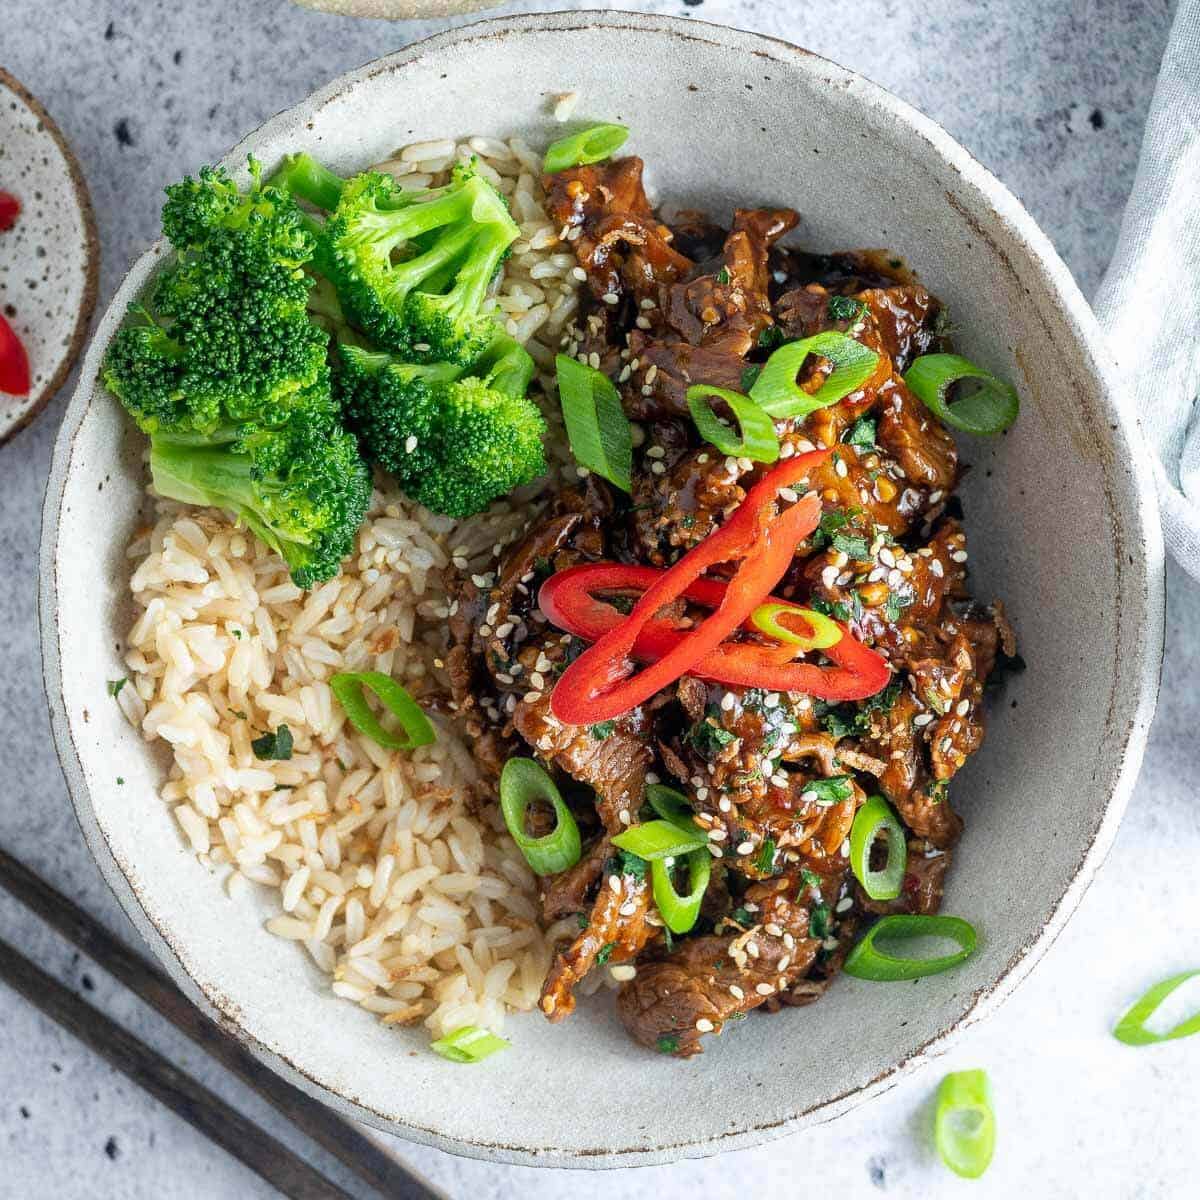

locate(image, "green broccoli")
[[103, 158, 370, 588], [336, 333, 545, 518], [273, 153, 518, 365]]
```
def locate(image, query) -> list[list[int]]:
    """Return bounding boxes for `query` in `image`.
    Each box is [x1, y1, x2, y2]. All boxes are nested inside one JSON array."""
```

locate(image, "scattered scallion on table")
[[543, 123, 630, 173], [430, 1025, 510, 1064], [935, 1069, 995, 1178], [1112, 970, 1200, 1045], [843, 913, 977, 980], [329, 671, 436, 751], [555, 354, 633, 492], [903, 353, 1019, 435], [498, 757, 582, 876]]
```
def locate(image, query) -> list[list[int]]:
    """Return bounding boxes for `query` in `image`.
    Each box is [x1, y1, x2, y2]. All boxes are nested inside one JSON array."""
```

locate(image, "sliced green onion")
[[843, 914, 977, 980], [543, 123, 630, 173], [750, 602, 842, 652], [430, 1025, 510, 1064], [651, 849, 711, 934], [1113, 970, 1200, 1046], [329, 672, 435, 751], [555, 354, 632, 492], [849, 795, 907, 901], [612, 818, 707, 861], [749, 331, 879, 419], [903, 353, 1019, 435], [685, 385, 780, 464], [498, 757, 581, 876], [935, 1069, 995, 1178], [646, 783, 701, 834]]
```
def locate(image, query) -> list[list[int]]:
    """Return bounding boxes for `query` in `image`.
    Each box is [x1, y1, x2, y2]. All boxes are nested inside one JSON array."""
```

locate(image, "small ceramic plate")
[[0, 68, 99, 444]]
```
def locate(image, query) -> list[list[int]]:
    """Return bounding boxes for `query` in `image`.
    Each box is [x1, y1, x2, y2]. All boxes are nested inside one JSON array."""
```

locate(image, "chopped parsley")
[[740, 364, 761, 391], [685, 714, 736, 759], [755, 837, 777, 873], [882, 588, 914, 623], [815, 680, 901, 740], [577, 912, 590, 929], [618, 848, 648, 882], [757, 325, 786, 351], [251, 725, 294, 761], [803, 775, 853, 805], [116, 777, 125, 786], [809, 902, 831, 940], [730, 905, 753, 927], [800, 868, 822, 891], [811, 592, 865, 624], [716, 266, 731, 285], [106, 678, 127, 698], [656, 1035, 680, 1054], [590, 720, 617, 741], [844, 416, 877, 447], [596, 942, 616, 965], [231, 628, 243, 640], [832, 530, 870, 559], [811, 507, 859, 551], [929, 780, 950, 804], [607, 594, 636, 615], [827, 294, 864, 322], [228, 708, 248, 721]]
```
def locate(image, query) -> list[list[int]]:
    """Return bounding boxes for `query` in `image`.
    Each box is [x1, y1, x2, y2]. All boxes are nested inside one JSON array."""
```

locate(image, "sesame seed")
[[608, 875, 621, 894], [840, 838, 850, 857], [495, 622, 514, 638], [744, 902, 759, 913], [529, 672, 545, 690], [778, 956, 791, 971], [835, 458, 848, 478], [404, 434, 419, 454], [478, 624, 493, 638], [940, 738, 953, 753], [736, 841, 755, 856], [929, 489, 944, 503], [914, 713, 934, 727], [746, 940, 760, 958], [619, 900, 638, 917], [696, 786, 709, 801], [783, 932, 795, 950], [522, 691, 540, 704], [822, 936, 840, 951], [650, 461, 666, 475], [619, 809, 632, 826], [636, 315, 652, 330], [495, 672, 514, 685], [709, 845, 724, 858], [571, 266, 587, 282], [602, 292, 620, 305], [956, 699, 970, 716], [771, 772, 788, 788], [778, 487, 799, 502], [708, 827, 727, 841], [951, 550, 968, 563], [729, 984, 745, 1000], [695, 1018, 715, 1032], [821, 565, 839, 589], [718, 796, 732, 813], [836, 897, 853, 913], [610, 964, 637, 981], [764, 922, 783, 937], [755, 983, 774, 996], [878, 547, 896, 568]]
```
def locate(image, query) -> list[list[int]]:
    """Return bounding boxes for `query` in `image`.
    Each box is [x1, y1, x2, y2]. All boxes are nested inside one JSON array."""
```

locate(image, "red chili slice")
[[0, 313, 30, 397], [0, 191, 19, 234], [549, 451, 860, 725]]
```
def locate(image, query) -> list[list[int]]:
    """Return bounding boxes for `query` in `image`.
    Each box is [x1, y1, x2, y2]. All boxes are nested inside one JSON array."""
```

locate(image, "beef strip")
[[616, 875, 820, 1056]]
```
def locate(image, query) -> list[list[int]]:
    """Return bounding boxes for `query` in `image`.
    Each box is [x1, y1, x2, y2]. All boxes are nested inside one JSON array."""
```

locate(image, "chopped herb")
[[716, 266, 731, 285], [809, 902, 831, 940], [106, 679, 127, 698], [803, 775, 853, 805], [827, 294, 864, 322], [832, 530, 870, 559], [335, 757, 347, 772], [533, 556, 553, 575], [618, 848, 648, 882], [231, 629, 243, 640], [731, 905, 753, 927], [684, 716, 736, 759], [755, 837, 777, 873], [740, 364, 762, 391], [608, 594, 636, 615], [251, 725, 294, 761], [726, 1011, 747, 1022], [116, 777, 125, 786], [656, 1035, 680, 1054], [553, 636, 588, 677], [800, 867, 821, 890], [810, 592, 864, 623], [844, 416, 877, 447], [816, 703, 860, 740], [888, 257, 903, 269], [757, 325, 786, 351], [576, 912, 590, 929], [228, 708, 248, 721], [590, 720, 617, 741], [596, 942, 616, 965], [929, 780, 950, 804], [882, 588, 914, 623], [680, 514, 696, 530], [925, 688, 949, 716], [811, 507, 849, 550]]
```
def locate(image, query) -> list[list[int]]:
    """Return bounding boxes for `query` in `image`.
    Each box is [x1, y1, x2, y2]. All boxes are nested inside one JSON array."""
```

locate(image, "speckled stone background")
[[0, 1, 1192, 1196]]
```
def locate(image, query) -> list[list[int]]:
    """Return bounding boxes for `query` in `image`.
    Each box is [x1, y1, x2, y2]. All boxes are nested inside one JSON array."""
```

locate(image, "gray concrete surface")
[[0, 1, 1191, 1196]]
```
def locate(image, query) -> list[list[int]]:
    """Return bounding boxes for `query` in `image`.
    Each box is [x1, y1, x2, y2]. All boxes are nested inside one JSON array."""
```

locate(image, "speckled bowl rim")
[[0, 66, 100, 446], [39, 9, 1164, 1168]]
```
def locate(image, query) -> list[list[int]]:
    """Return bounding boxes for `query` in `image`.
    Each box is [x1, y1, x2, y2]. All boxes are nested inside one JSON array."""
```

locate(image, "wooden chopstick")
[[0, 847, 445, 1200], [0, 931, 357, 1200]]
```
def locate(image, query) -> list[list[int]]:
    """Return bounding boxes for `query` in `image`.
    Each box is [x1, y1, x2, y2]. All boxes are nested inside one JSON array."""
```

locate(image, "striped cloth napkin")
[[1092, 0, 1200, 582]]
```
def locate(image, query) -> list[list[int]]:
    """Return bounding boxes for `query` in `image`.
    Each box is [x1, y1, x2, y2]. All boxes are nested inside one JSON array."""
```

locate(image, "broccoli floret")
[[103, 158, 371, 588], [150, 419, 370, 590], [336, 334, 546, 518], [309, 160, 518, 364]]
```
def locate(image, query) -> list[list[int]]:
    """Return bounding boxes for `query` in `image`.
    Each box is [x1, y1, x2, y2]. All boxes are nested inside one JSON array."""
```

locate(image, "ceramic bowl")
[[40, 10, 1164, 1168]]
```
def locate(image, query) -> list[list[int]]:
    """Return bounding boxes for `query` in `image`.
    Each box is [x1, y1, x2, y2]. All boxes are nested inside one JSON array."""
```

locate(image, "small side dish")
[[104, 118, 1019, 1061]]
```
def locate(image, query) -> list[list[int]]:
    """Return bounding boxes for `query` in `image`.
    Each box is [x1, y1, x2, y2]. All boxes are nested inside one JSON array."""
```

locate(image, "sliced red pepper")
[[0, 313, 30, 397], [550, 452, 834, 725], [0, 191, 19, 234]]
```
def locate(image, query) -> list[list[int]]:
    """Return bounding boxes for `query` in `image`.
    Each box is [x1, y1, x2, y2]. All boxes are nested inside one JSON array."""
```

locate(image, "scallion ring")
[[329, 671, 435, 751], [498, 757, 582, 876], [749, 331, 880, 419], [651, 849, 711, 934], [555, 354, 633, 492], [843, 914, 977, 980], [903, 353, 1019, 435], [543, 123, 630, 173], [646, 783, 702, 834], [685, 384, 780, 464], [430, 1025, 510, 1064], [612, 818, 707, 861], [750, 602, 842, 653], [935, 1069, 995, 1179], [1113, 970, 1200, 1046], [848, 795, 907, 901]]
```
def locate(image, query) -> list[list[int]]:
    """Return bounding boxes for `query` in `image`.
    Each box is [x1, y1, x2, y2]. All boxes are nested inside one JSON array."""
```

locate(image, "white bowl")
[[40, 10, 1164, 1168]]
